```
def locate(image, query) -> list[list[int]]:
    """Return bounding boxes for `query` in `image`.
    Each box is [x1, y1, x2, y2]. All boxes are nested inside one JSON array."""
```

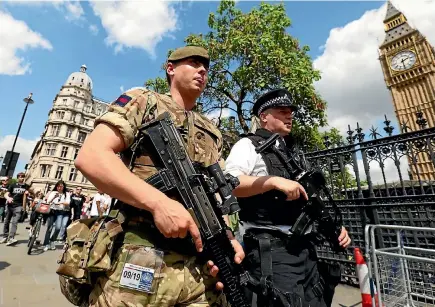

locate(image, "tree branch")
[[207, 85, 238, 103], [214, 69, 242, 89]]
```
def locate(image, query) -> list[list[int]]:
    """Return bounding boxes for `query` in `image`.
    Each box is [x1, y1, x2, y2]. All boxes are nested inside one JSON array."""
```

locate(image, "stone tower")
[[25, 65, 109, 196], [378, 1, 435, 180]]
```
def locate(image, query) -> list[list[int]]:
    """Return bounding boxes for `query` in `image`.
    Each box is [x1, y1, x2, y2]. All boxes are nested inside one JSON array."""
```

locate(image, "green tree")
[[145, 0, 327, 135], [144, 76, 169, 94]]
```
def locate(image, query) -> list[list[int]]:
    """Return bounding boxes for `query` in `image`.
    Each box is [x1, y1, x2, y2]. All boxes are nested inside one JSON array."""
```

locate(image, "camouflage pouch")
[[56, 215, 124, 306], [56, 217, 103, 283], [57, 216, 124, 280], [59, 275, 92, 307], [86, 217, 124, 272]]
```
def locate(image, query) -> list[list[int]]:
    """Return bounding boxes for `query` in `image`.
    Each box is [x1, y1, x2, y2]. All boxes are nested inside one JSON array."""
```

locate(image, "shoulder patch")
[[114, 94, 132, 107]]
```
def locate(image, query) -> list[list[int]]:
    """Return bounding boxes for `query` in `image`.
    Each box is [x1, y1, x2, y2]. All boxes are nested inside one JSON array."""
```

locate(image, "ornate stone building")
[[25, 65, 109, 196], [378, 1, 435, 180]]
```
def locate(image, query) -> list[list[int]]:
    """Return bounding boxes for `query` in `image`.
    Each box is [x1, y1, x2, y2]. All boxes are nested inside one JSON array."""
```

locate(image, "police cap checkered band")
[[253, 89, 298, 116]]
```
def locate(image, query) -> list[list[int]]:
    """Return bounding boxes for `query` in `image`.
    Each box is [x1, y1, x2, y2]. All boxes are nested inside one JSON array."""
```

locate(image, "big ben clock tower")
[[379, 1, 435, 180]]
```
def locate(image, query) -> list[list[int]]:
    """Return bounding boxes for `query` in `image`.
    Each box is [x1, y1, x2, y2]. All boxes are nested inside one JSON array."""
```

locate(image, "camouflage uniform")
[[88, 48, 227, 307]]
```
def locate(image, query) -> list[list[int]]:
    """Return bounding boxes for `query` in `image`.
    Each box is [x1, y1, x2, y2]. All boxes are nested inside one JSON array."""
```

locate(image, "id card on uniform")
[[119, 246, 164, 294]]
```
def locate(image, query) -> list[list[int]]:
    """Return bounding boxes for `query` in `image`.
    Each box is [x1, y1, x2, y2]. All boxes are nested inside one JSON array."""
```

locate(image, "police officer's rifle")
[[135, 112, 251, 307], [255, 133, 344, 253]]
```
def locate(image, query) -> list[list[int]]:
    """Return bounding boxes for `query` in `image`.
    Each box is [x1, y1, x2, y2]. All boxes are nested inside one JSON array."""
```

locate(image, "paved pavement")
[[0, 221, 362, 307]]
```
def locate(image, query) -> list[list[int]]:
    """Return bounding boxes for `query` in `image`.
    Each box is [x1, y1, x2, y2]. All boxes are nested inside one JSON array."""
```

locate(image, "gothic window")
[[60, 146, 69, 158], [86, 104, 92, 113], [55, 166, 64, 180], [74, 101, 80, 109]]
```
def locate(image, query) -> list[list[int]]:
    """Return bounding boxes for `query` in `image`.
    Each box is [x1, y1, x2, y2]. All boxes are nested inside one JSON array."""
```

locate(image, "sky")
[[0, 0, 434, 183]]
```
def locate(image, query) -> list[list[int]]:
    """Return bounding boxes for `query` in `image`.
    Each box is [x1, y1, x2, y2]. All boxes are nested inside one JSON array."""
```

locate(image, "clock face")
[[391, 50, 417, 71]]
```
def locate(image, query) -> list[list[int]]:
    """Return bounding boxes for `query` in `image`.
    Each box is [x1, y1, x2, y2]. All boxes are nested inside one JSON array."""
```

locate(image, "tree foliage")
[[145, 0, 327, 135], [144, 76, 169, 94]]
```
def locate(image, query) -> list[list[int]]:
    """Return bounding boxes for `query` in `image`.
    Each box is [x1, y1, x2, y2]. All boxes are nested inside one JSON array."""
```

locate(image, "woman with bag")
[[42, 180, 71, 251]]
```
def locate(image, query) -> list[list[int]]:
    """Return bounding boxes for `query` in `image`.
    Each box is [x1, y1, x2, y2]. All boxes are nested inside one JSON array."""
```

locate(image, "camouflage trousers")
[[88, 243, 228, 307]]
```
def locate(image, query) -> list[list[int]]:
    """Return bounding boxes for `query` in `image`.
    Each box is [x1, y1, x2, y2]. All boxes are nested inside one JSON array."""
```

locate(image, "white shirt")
[[225, 137, 280, 178], [46, 191, 71, 211], [225, 137, 307, 235], [103, 195, 112, 216], [90, 193, 105, 217]]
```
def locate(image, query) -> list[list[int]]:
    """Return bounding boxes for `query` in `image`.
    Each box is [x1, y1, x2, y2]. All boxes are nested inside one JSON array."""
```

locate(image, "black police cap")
[[252, 89, 298, 117]]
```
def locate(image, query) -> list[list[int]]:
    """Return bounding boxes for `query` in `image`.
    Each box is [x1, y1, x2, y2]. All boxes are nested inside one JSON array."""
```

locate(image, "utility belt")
[[243, 228, 326, 307]]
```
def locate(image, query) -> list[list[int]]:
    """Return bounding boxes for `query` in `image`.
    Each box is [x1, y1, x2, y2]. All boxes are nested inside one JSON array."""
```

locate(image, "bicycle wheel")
[[27, 217, 41, 255]]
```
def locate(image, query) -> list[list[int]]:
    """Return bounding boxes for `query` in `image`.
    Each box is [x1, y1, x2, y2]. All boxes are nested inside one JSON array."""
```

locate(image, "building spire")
[[380, 1, 414, 46], [384, 1, 401, 22]]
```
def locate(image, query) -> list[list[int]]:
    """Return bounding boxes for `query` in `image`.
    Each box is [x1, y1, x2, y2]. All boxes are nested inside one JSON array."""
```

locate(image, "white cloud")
[[205, 108, 231, 121], [120, 85, 125, 93], [62, 1, 84, 21], [350, 156, 410, 186], [89, 24, 99, 36], [89, 0, 178, 55], [0, 10, 53, 75], [314, 0, 435, 134], [4, 1, 85, 21], [0, 135, 39, 166]]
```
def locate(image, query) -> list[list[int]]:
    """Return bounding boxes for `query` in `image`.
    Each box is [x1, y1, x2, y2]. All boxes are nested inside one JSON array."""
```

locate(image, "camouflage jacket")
[[95, 87, 223, 182]]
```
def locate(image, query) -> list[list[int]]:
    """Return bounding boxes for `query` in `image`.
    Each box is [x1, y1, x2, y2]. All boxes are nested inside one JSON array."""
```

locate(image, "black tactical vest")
[[237, 128, 302, 226]]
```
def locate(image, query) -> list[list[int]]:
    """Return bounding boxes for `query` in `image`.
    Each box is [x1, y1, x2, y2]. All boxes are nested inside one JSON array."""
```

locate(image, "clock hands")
[[401, 58, 406, 69]]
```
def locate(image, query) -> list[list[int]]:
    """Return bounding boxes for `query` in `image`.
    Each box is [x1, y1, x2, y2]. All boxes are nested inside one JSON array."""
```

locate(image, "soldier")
[[225, 89, 351, 307], [75, 46, 244, 306]]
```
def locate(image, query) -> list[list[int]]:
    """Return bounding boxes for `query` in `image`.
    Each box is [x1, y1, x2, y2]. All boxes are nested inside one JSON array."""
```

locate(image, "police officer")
[[75, 46, 244, 307], [225, 89, 351, 307]]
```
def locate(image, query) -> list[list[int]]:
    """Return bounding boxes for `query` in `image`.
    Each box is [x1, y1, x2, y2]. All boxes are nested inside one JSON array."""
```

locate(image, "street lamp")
[[5, 93, 35, 176]]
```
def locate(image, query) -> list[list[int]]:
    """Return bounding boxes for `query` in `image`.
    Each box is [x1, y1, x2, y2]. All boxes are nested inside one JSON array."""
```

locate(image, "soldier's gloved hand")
[[150, 196, 203, 252], [207, 238, 245, 290], [269, 177, 308, 201]]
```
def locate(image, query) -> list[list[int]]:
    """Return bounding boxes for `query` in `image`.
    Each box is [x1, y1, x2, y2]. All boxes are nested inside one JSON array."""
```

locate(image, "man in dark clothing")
[[70, 187, 85, 221], [0, 176, 9, 222], [225, 89, 351, 307], [1, 172, 29, 245]]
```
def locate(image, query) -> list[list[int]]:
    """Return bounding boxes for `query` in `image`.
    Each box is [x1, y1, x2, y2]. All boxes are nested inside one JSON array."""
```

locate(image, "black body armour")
[[238, 128, 302, 227]]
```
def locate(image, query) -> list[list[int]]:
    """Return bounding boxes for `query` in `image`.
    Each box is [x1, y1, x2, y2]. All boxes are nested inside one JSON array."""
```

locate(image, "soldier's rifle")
[[135, 112, 251, 307]]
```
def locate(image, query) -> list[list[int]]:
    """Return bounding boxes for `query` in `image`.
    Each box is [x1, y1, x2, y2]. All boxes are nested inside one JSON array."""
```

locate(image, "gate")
[[304, 112, 435, 285]]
